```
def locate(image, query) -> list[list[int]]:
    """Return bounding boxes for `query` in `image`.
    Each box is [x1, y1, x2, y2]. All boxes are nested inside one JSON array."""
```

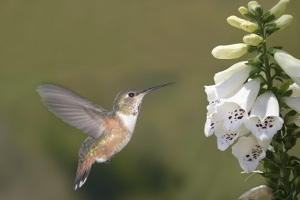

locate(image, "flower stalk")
[[205, 0, 300, 199]]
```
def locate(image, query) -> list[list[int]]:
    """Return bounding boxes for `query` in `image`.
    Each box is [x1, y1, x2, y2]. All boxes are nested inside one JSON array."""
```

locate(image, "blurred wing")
[[37, 84, 108, 138]]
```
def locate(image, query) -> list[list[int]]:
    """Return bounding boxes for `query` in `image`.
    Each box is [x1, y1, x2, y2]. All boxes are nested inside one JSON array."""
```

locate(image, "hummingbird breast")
[[81, 115, 136, 163]]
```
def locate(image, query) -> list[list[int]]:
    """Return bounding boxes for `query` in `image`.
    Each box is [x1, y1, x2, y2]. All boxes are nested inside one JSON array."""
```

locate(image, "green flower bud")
[[240, 21, 258, 33], [212, 43, 249, 59], [269, 0, 290, 18], [275, 14, 293, 30], [243, 34, 263, 46]]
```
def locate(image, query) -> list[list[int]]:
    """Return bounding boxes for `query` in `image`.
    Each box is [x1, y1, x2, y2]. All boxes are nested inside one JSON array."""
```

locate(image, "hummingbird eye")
[[128, 93, 135, 98]]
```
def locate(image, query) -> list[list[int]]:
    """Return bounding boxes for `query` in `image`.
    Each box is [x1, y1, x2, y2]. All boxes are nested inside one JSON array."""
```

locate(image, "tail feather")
[[73, 157, 95, 190]]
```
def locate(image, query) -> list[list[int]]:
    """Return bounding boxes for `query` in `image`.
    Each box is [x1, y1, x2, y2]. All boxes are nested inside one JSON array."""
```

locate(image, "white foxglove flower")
[[232, 135, 271, 173], [274, 49, 300, 86], [205, 65, 256, 114], [274, 15, 293, 31], [214, 61, 248, 84], [269, 0, 290, 19], [215, 65, 256, 99], [216, 78, 261, 133], [215, 123, 249, 151], [212, 43, 249, 59], [245, 91, 283, 141], [281, 97, 300, 113]]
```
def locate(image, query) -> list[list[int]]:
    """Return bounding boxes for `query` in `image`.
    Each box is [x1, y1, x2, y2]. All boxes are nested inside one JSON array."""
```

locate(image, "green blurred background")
[[0, 1, 299, 199]]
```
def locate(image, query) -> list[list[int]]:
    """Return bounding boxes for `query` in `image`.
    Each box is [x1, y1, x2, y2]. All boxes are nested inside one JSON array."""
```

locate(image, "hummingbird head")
[[113, 82, 175, 116]]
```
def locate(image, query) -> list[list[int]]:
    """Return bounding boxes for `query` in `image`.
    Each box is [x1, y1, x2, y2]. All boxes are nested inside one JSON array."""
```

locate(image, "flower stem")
[[259, 21, 273, 89]]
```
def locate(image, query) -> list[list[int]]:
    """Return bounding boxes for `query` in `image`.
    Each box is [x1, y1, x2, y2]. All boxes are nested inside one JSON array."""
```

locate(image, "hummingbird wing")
[[37, 84, 108, 138]]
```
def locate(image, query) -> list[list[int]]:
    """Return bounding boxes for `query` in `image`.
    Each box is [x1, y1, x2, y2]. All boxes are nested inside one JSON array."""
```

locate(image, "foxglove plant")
[[204, 0, 300, 199]]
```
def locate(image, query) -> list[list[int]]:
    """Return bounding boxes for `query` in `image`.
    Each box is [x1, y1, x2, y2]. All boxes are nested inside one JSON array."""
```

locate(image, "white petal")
[[216, 102, 248, 133], [215, 124, 249, 151], [225, 78, 261, 111], [232, 136, 270, 173], [289, 83, 300, 97], [282, 97, 300, 113], [274, 50, 300, 86], [214, 61, 248, 84], [250, 91, 280, 118], [204, 85, 219, 115], [245, 91, 283, 141], [215, 65, 256, 99], [204, 114, 216, 137], [216, 78, 261, 132]]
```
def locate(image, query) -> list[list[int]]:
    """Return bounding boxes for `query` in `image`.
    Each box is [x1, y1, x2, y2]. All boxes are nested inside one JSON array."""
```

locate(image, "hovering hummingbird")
[[36, 82, 174, 190]]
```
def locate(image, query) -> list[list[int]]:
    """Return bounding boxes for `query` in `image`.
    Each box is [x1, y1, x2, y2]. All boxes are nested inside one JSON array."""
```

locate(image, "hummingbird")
[[36, 82, 174, 190]]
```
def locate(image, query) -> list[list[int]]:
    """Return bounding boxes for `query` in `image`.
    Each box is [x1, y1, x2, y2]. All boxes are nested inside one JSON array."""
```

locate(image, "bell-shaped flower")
[[243, 34, 263, 46], [204, 71, 251, 137], [274, 49, 300, 86], [212, 43, 249, 59], [214, 61, 249, 84], [232, 135, 271, 173], [244, 91, 283, 141], [216, 78, 261, 133], [214, 65, 256, 99], [215, 122, 249, 151], [274, 15, 293, 30], [281, 97, 300, 113], [269, 0, 290, 19], [205, 64, 256, 114]]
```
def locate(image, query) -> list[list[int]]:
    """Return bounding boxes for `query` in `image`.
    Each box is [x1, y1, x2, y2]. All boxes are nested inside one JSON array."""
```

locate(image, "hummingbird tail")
[[73, 157, 95, 190]]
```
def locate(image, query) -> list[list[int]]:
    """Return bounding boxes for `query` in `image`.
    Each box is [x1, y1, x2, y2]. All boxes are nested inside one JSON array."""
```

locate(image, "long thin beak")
[[141, 82, 175, 93]]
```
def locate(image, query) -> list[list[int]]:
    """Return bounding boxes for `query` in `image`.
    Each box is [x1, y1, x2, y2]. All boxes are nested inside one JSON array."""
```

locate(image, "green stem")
[[262, 42, 272, 89], [259, 21, 272, 89]]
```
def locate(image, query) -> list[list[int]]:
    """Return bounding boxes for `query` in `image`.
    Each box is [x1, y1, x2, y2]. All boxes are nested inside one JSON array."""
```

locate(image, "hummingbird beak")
[[140, 82, 175, 94]]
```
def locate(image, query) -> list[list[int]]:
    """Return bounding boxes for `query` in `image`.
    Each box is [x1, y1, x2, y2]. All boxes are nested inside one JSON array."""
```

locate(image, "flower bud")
[[238, 6, 249, 16], [247, 1, 259, 12], [212, 43, 249, 59], [227, 16, 258, 33], [240, 21, 258, 33], [227, 15, 246, 29], [269, 0, 290, 18], [243, 34, 263, 46], [274, 14, 293, 30]]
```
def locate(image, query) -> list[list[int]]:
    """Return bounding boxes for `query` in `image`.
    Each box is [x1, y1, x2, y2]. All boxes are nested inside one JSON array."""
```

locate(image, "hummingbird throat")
[[117, 100, 141, 133]]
